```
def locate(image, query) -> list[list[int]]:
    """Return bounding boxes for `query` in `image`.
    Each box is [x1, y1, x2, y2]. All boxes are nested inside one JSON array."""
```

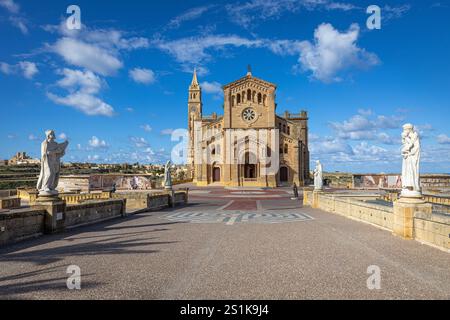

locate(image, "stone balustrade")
[[1, 188, 189, 246], [0, 197, 21, 209], [304, 189, 450, 252]]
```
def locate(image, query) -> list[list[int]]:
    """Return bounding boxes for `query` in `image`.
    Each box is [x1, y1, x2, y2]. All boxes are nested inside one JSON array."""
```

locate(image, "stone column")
[[393, 197, 432, 239], [32, 196, 66, 234]]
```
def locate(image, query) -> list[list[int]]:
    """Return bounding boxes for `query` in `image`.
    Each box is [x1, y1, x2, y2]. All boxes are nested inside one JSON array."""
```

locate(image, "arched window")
[[258, 93, 262, 104], [283, 124, 286, 133], [247, 89, 252, 101], [263, 94, 267, 105], [237, 93, 241, 104], [284, 144, 288, 154], [279, 146, 283, 154], [211, 147, 216, 155], [267, 147, 272, 157], [287, 126, 290, 135], [231, 95, 235, 106], [242, 91, 246, 102], [252, 91, 256, 102]]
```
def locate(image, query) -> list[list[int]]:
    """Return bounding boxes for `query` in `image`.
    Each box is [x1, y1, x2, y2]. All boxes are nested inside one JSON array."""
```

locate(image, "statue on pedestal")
[[37, 130, 69, 196], [164, 160, 173, 190], [401, 124, 421, 198], [314, 160, 323, 191]]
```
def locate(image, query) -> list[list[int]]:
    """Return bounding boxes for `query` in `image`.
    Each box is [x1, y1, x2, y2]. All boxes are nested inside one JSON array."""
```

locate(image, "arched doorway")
[[243, 151, 257, 179], [244, 164, 256, 179], [213, 167, 221, 182], [280, 166, 288, 182]]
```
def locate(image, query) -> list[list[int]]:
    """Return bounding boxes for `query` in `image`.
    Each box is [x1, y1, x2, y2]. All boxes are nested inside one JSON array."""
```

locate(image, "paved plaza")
[[1, 186, 450, 299]]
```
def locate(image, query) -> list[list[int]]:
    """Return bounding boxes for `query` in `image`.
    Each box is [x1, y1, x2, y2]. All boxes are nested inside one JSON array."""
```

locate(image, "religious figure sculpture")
[[36, 130, 69, 196], [314, 160, 323, 191], [401, 124, 421, 197], [163, 160, 173, 190]]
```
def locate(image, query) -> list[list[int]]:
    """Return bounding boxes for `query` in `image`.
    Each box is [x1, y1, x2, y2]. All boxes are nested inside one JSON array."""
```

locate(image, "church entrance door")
[[213, 167, 221, 182], [280, 166, 288, 182]]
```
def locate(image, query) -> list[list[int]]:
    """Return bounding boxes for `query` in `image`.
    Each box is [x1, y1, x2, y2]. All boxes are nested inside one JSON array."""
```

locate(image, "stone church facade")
[[187, 68, 310, 187]]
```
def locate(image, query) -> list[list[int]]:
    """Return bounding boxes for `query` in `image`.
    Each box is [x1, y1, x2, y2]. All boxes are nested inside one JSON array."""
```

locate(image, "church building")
[[187, 68, 310, 187]]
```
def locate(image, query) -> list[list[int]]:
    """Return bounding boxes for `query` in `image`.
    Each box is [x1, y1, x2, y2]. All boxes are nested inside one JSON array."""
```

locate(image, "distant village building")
[[8, 152, 40, 165]]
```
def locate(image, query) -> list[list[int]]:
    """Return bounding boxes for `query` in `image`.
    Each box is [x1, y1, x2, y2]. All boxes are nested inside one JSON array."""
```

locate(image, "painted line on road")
[[226, 215, 238, 225], [218, 200, 234, 211]]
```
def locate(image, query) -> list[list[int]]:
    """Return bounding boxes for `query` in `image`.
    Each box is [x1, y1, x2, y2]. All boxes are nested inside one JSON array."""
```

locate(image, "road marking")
[[226, 215, 238, 225], [256, 200, 263, 212], [218, 200, 234, 211]]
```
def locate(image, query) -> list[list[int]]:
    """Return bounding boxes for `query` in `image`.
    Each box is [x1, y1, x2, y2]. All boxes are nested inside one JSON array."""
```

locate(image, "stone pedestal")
[[393, 197, 432, 239], [312, 190, 323, 209], [33, 196, 66, 234]]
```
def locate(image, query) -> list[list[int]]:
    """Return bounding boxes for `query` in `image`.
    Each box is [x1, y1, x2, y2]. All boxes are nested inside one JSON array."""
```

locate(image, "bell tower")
[[188, 69, 202, 180], [188, 68, 202, 126]]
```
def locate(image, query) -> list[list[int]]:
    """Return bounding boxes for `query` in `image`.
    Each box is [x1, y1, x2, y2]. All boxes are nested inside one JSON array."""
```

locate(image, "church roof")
[[222, 70, 277, 90]]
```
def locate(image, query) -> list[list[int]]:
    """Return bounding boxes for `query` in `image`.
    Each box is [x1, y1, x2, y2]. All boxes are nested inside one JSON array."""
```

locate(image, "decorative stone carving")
[[314, 160, 323, 191], [400, 124, 422, 198], [37, 130, 69, 196]]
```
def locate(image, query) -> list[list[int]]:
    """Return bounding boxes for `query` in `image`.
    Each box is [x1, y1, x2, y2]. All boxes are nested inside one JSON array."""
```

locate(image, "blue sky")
[[0, 0, 449, 173]]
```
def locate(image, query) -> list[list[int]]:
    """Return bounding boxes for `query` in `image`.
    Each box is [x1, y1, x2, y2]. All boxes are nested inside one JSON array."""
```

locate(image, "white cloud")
[[140, 124, 152, 132], [153, 35, 263, 73], [18, 61, 38, 79], [310, 137, 354, 155], [167, 5, 213, 29], [58, 132, 68, 140], [125, 107, 134, 112], [130, 136, 149, 148], [129, 68, 156, 84], [52, 37, 123, 76], [0, 61, 38, 79], [0, 1, 30, 34], [154, 23, 378, 81], [226, 0, 360, 28], [200, 81, 223, 99], [48, 68, 113, 116], [56, 68, 103, 94], [329, 111, 404, 144], [296, 23, 379, 82], [0, 0, 19, 13], [0, 62, 12, 74], [47, 92, 114, 117], [28, 134, 39, 141], [87, 154, 100, 161], [437, 134, 450, 144], [46, 23, 148, 76], [88, 136, 108, 149], [161, 128, 174, 135], [358, 108, 373, 116]]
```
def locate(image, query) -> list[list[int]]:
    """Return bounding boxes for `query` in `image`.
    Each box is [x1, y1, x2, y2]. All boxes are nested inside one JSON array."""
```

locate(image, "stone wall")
[[1, 189, 189, 246], [304, 189, 450, 252], [0, 197, 21, 209], [65, 199, 126, 228], [414, 212, 450, 251], [112, 189, 189, 212], [0, 189, 17, 198], [0, 208, 45, 246]]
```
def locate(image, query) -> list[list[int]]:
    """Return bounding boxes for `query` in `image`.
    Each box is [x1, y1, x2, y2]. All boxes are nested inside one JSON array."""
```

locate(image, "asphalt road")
[[1, 190, 449, 300]]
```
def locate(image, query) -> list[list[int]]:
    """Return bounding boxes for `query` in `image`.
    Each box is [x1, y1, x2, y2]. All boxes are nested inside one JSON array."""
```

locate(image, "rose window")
[[242, 108, 256, 122]]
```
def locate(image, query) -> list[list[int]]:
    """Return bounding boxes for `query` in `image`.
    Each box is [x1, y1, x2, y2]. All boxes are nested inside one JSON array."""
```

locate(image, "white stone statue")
[[314, 160, 323, 191], [37, 130, 69, 196], [163, 160, 173, 190], [401, 124, 421, 197]]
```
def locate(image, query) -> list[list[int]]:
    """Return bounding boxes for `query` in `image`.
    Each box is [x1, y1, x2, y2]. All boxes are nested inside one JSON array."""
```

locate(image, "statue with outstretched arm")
[[37, 130, 69, 196]]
